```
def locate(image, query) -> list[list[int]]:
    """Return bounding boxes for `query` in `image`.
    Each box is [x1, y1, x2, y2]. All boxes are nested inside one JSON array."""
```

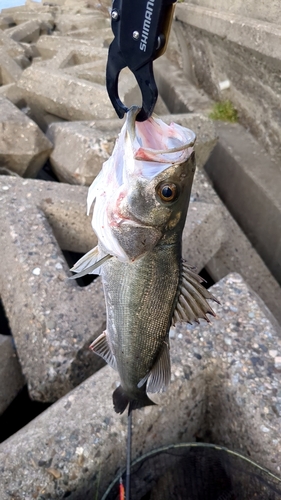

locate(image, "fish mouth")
[[126, 105, 196, 169], [119, 212, 152, 227], [110, 204, 153, 230], [112, 214, 155, 232], [127, 107, 196, 154], [121, 219, 146, 227]]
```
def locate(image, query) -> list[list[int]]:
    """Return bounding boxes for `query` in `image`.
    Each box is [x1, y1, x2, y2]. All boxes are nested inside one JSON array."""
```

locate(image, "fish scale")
[[103, 241, 180, 400]]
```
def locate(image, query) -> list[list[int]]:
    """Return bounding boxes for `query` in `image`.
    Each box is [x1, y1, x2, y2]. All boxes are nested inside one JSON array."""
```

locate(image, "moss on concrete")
[[209, 100, 238, 123]]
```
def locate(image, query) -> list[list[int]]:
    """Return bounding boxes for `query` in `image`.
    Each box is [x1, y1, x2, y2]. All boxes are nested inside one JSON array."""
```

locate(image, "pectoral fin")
[[137, 340, 171, 394], [89, 331, 117, 370], [69, 246, 112, 279], [172, 262, 219, 326]]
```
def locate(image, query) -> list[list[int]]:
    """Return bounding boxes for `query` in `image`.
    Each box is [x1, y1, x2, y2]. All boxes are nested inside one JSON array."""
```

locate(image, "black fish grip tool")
[[106, 0, 176, 122]]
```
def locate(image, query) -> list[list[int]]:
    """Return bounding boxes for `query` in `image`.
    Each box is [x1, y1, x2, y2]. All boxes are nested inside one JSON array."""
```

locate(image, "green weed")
[[209, 100, 238, 123]]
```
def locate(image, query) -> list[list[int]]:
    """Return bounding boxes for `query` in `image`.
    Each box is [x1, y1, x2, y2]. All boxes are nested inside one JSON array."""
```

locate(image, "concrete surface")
[[35, 34, 109, 59], [0, 28, 26, 58], [0, 17, 13, 31], [0, 177, 106, 402], [178, 0, 281, 28], [54, 13, 110, 34], [12, 12, 55, 29], [0, 81, 27, 105], [192, 168, 281, 329], [6, 19, 40, 43], [47, 121, 117, 185], [175, 3, 281, 60], [13, 53, 30, 70], [17, 65, 117, 121], [0, 97, 53, 178], [0, 176, 222, 402], [205, 121, 281, 286], [182, 202, 224, 272], [0, 274, 280, 499], [0, 334, 25, 416], [154, 56, 213, 116], [174, 2, 281, 163], [0, 49, 22, 85]]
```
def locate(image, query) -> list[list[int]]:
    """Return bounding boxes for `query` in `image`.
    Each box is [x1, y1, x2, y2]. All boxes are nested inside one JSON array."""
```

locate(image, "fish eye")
[[156, 182, 179, 203]]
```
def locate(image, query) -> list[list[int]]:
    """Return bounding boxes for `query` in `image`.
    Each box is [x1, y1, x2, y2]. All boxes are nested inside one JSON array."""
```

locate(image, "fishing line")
[[125, 408, 133, 500]]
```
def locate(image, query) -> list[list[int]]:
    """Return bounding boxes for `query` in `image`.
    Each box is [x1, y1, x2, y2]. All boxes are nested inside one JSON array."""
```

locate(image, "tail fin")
[[113, 386, 156, 415], [113, 386, 129, 414]]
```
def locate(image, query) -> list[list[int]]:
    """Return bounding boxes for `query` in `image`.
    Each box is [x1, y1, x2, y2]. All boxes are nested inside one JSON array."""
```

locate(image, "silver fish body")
[[71, 108, 217, 414], [103, 220, 183, 412]]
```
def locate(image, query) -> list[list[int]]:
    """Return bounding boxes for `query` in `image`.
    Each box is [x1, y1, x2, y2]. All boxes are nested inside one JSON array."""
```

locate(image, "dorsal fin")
[[69, 246, 112, 279], [137, 340, 171, 394], [89, 331, 117, 370], [172, 262, 219, 326]]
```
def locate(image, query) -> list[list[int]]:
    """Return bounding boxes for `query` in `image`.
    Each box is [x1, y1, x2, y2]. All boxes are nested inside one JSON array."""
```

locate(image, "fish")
[[70, 106, 218, 414]]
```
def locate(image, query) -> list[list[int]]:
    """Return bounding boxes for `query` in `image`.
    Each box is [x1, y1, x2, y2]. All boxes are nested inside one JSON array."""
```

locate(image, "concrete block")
[[63, 26, 110, 41], [5, 20, 40, 43], [13, 54, 31, 70], [12, 12, 55, 29], [30, 109, 66, 133], [20, 41, 40, 59], [17, 65, 118, 121], [192, 168, 281, 327], [0, 334, 25, 416], [175, 3, 281, 61], [0, 177, 106, 402], [205, 122, 281, 286], [0, 29, 26, 58], [0, 97, 53, 177], [162, 20, 183, 70], [154, 56, 213, 115], [0, 16, 14, 30], [0, 50, 22, 85], [47, 121, 117, 185], [0, 274, 280, 499], [0, 82, 27, 107], [174, 4, 281, 163], [0, 175, 223, 402], [46, 112, 217, 186], [64, 26, 113, 46], [65, 27, 113, 46], [61, 56, 106, 81], [180, 0, 281, 25], [182, 202, 224, 272], [35, 45, 108, 70], [36, 34, 109, 59], [55, 13, 110, 33]]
